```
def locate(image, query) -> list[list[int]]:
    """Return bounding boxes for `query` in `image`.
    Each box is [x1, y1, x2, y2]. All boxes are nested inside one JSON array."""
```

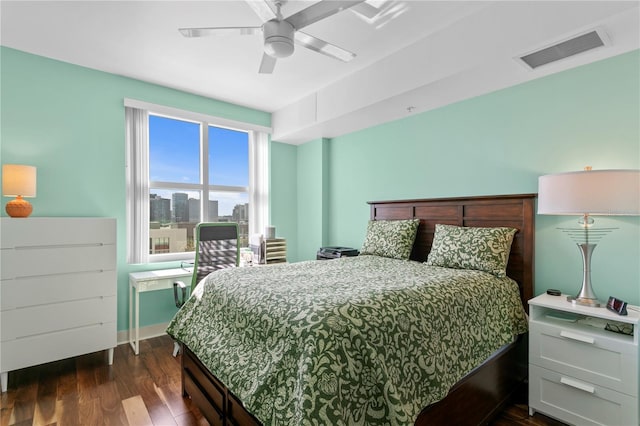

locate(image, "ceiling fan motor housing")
[[263, 19, 294, 58]]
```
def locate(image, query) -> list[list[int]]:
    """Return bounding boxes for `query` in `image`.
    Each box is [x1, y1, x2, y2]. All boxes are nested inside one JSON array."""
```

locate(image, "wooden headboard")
[[368, 194, 536, 310]]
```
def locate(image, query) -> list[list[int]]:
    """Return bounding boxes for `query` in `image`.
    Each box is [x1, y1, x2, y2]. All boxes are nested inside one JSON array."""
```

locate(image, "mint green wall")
[[281, 50, 640, 304], [0, 47, 271, 331], [296, 138, 329, 261], [269, 141, 298, 260]]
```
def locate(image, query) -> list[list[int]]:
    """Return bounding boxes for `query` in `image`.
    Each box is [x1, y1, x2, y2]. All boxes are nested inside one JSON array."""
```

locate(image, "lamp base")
[[567, 295, 601, 308], [5, 196, 33, 218], [567, 242, 601, 308]]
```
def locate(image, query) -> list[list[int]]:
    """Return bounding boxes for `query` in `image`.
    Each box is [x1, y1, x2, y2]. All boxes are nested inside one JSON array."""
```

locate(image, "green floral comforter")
[[166, 255, 527, 425]]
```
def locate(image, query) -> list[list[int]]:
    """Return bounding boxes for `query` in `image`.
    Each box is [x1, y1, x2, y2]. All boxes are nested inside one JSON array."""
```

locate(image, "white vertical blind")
[[249, 131, 269, 238], [125, 107, 150, 264]]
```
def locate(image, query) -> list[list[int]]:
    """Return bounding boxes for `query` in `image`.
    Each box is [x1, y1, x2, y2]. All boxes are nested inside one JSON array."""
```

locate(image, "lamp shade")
[[538, 169, 640, 216], [2, 164, 37, 197]]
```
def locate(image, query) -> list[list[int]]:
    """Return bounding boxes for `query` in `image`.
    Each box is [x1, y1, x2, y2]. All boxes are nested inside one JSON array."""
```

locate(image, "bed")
[[167, 194, 536, 426]]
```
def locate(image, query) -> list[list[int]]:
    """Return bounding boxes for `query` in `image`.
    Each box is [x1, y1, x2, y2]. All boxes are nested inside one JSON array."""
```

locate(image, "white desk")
[[129, 268, 192, 355]]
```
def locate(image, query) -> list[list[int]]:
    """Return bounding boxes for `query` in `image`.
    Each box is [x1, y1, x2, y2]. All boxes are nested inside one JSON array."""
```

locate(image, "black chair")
[[172, 222, 240, 355], [173, 222, 240, 307]]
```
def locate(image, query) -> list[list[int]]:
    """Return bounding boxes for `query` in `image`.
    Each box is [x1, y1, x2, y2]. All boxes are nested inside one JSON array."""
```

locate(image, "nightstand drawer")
[[530, 319, 637, 395], [529, 365, 638, 426]]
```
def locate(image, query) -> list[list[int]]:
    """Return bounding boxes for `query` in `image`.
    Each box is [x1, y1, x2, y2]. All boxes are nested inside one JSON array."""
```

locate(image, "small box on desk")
[[250, 235, 287, 264], [317, 247, 359, 260], [264, 238, 287, 264]]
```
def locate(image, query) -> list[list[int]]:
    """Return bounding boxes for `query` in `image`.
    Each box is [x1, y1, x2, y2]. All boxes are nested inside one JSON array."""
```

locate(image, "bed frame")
[[180, 194, 537, 426]]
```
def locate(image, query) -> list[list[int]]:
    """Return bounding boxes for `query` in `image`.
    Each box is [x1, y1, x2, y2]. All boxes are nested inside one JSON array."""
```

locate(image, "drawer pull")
[[560, 377, 595, 394], [559, 330, 594, 344]]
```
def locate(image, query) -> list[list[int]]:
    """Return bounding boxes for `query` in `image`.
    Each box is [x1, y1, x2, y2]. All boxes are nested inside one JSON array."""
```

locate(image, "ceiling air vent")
[[519, 29, 607, 69]]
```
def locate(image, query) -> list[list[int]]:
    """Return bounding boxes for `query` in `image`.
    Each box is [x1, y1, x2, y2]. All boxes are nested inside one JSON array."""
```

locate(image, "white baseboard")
[[117, 321, 171, 346]]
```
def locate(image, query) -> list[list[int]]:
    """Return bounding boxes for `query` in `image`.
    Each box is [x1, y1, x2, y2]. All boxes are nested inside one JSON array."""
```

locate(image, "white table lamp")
[[538, 167, 640, 307]]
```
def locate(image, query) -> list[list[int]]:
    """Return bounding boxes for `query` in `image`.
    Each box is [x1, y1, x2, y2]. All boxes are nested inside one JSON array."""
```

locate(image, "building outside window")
[[150, 236, 171, 254]]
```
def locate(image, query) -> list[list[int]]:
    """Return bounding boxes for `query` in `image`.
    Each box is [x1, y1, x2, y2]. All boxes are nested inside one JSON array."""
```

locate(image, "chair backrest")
[[191, 222, 240, 290]]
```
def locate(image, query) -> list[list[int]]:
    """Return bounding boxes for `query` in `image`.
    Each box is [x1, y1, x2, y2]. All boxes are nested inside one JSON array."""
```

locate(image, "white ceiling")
[[1, 1, 638, 144]]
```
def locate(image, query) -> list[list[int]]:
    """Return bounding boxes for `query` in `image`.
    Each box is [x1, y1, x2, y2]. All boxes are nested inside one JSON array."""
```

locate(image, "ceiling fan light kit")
[[263, 19, 294, 58]]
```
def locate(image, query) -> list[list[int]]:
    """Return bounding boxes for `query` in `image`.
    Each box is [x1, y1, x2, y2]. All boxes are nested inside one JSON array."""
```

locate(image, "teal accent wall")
[[0, 47, 271, 331], [296, 138, 329, 261], [276, 50, 640, 304], [269, 141, 298, 260]]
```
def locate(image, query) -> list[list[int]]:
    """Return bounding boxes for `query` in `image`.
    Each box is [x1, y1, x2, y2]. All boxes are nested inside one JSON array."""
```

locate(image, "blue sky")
[[149, 115, 249, 216], [149, 115, 248, 185]]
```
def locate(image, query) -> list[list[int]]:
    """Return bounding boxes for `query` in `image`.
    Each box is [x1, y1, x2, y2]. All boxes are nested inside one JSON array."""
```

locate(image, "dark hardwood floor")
[[1, 335, 565, 426], [490, 382, 566, 426]]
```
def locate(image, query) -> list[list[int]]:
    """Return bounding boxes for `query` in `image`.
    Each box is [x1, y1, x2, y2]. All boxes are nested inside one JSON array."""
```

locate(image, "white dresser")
[[0, 217, 117, 392], [529, 293, 639, 425]]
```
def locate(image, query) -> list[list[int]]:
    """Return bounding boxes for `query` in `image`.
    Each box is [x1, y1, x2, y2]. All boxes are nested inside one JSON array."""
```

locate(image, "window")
[[125, 100, 270, 264], [148, 115, 250, 255]]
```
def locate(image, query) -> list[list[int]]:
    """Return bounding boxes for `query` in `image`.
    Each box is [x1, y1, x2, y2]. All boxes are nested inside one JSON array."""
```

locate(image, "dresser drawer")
[[529, 365, 638, 426], [1, 295, 116, 340], [530, 319, 637, 395], [0, 244, 116, 280], [1, 270, 116, 310], [1, 321, 116, 372], [0, 217, 116, 248]]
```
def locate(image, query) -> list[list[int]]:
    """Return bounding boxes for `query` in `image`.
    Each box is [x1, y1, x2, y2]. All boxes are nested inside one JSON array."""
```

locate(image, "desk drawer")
[[529, 365, 637, 426], [530, 320, 637, 395], [134, 276, 190, 292]]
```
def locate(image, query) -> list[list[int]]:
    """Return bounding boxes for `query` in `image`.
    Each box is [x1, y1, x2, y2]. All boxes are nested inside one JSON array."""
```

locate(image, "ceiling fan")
[[179, 0, 365, 74]]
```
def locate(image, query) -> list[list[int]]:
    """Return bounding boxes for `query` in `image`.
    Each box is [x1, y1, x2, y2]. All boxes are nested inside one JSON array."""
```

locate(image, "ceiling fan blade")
[[179, 27, 261, 37], [285, 0, 365, 30], [295, 31, 356, 62], [259, 53, 277, 74], [245, 0, 277, 22], [350, 2, 382, 19]]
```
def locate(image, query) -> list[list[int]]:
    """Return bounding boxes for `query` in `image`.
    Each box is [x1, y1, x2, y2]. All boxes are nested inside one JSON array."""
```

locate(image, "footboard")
[[182, 344, 260, 426], [415, 334, 528, 425], [181, 335, 527, 426]]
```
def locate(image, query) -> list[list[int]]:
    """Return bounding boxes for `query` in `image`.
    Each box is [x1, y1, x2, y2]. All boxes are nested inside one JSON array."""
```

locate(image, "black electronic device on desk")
[[317, 246, 359, 260]]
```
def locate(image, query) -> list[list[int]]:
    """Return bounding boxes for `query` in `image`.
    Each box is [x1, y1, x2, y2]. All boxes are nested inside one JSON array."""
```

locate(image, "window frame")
[[125, 98, 271, 265]]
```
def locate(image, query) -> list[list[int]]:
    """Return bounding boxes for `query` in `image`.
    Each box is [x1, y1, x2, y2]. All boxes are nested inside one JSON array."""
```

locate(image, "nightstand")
[[528, 293, 639, 425]]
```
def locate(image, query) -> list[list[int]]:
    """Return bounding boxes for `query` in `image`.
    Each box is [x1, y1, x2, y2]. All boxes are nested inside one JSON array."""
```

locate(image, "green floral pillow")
[[360, 219, 420, 260], [425, 224, 517, 277]]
